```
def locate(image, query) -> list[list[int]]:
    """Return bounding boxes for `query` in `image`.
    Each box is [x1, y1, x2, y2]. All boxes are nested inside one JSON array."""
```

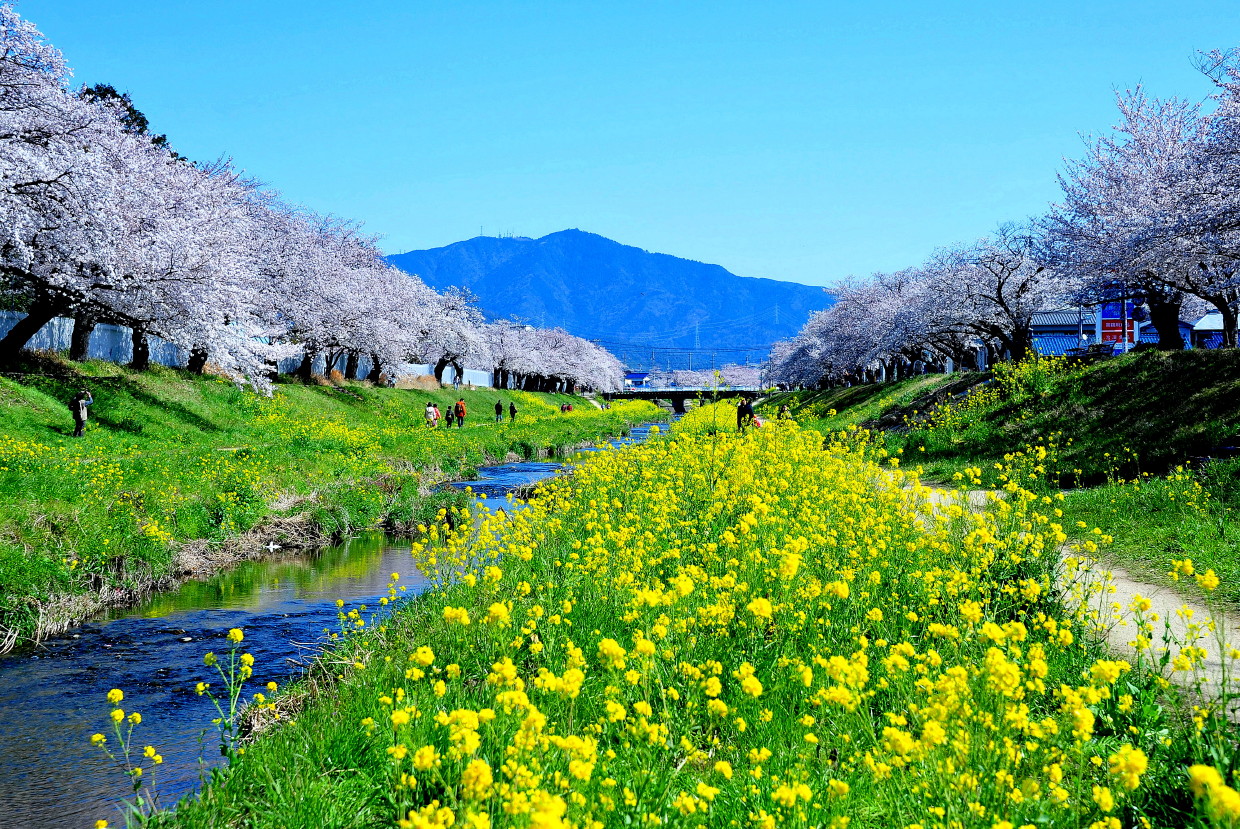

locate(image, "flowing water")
[[0, 423, 662, 828]]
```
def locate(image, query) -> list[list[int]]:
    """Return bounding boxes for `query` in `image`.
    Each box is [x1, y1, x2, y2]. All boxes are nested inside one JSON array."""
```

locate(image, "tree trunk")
[[1146, 297, 1185, 350], [70, 312, 97, 361], [323, 350, 343, 377], [187, 346, 209, 374], [1221, 304, 1239, 349], [1008, 325, 1032, 363], [345, 351, 360, 380], [433, 357, 449, 383], [297, 350, 315, 383], [129, 326, 150, 371], [0, 297, 65, 363], [367, 353, 382, 384]]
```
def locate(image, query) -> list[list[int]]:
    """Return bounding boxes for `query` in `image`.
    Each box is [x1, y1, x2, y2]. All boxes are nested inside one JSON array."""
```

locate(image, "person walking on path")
[[494, 400, 504, 423], [509, 401, 518, 423], [432, 403, 443, 428], [70, 389, 93, 437], [454, 398, 467, 428], [736, 397, 754, 432], [424, 401, 436, 428]]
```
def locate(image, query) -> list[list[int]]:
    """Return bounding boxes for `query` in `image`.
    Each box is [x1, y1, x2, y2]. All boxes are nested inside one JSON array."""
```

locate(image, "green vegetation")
[[903, 351, 1240, 484], [117, 405, 1237, 828], [0, 354, 662, 637], [1056, 461, 1240, 605], [763, 374, 965, 431], [778, 351, 1240, 606]]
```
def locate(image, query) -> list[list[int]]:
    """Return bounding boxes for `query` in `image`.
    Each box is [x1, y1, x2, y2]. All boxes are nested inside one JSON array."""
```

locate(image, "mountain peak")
[[388, 231, 833, 369]]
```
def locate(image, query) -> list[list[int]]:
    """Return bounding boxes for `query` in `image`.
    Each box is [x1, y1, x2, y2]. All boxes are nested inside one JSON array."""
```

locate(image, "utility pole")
[[775, 304, 780, 326], [694, 322, 700, 350], [1121, 280, 1130, 353]]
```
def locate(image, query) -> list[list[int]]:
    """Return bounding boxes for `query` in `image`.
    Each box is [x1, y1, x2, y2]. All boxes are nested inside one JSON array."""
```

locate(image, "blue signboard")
[[1100, 302, 1136, 319]]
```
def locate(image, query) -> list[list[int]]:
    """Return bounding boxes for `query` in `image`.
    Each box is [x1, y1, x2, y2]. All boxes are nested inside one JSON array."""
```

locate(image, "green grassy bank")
[[0, 354, 663, 638], [130, 405, 1236, 828], [769, 351, 1240, 604], [763, 373, 967, 432]]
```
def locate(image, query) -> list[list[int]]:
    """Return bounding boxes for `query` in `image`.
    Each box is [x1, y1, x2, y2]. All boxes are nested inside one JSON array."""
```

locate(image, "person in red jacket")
[[454, 398, 467, 428]]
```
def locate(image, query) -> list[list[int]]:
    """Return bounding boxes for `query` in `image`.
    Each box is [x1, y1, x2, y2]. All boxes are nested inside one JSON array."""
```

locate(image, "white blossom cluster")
[[0, 6, 623, 392], [770, 54, 1240, 387], [767, 225, 1070, 386]]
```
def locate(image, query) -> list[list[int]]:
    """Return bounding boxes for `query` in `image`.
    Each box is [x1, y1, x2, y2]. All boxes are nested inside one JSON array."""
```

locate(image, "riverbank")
[[0, 355, 663, 641], [769, 351, 1240, 609], [133, 403, 1239, 827]]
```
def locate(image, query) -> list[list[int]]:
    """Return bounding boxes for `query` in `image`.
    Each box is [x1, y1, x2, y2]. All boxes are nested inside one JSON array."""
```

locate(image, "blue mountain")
[[387, 229, 833, 370]]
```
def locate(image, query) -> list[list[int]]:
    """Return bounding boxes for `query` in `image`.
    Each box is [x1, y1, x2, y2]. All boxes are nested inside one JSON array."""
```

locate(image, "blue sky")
[[20, 0, 1237, 288]]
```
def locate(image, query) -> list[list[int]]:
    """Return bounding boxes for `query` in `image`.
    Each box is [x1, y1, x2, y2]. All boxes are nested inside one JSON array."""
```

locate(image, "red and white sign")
[[1100, 319, 1135, 344]]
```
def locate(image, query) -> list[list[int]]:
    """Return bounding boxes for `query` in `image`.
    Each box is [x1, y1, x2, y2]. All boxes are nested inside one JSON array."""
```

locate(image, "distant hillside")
[[387, 230, 833, 370]]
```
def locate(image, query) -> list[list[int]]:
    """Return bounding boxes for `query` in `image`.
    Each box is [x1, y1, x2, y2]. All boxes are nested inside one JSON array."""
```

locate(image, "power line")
[[587, 306, 787, 342], [591, 339, 778, 352]]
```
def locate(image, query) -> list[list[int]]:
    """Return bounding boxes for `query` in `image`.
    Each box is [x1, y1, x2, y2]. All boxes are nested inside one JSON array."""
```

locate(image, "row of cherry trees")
[[770, 52, 1240, 387], [0, 6, 623, 392]]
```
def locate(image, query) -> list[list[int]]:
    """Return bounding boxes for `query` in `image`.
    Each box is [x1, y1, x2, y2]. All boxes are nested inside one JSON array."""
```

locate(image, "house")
[[1138, 319, 1196, 348], [1032, 307, 1195, 355], [624, 371, 651, 389], [1031, 309, 1097, 357], [1192, 312, 1225, 349], [1031, 309, 1098, 339]]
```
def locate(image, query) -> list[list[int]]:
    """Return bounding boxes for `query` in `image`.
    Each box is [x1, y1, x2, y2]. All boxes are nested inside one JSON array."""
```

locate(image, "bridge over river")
[[602, 386, 763, 413]]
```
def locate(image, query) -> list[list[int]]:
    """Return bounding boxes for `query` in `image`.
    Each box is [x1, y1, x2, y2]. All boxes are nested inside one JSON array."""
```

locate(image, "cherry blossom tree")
[[1042, 89, 1210, 349], [0, 5, 633, 391]]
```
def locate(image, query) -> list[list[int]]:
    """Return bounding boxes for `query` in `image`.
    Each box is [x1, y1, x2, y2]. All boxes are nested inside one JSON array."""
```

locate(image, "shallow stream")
[[0, 423, 661, 828]]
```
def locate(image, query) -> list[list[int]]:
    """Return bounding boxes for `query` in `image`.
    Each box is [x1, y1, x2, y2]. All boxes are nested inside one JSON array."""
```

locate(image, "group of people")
[[425, 398, 472, 428], [496, 399, 517, 423], [423, 397, 520, 428]]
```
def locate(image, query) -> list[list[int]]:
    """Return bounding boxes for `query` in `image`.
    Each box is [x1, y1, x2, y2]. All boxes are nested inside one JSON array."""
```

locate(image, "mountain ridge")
[[388, 229, 833, 369]]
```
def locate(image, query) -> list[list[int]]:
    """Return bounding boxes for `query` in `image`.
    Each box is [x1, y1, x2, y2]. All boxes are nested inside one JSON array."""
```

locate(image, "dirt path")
[[916, 485, 1240, 706], [1071, 555, 1240, 698]]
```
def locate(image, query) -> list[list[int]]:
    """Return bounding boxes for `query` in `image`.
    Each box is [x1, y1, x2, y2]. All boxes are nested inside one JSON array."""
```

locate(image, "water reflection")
[[0, 534, 427, 829], [0, 420, 665, 828]]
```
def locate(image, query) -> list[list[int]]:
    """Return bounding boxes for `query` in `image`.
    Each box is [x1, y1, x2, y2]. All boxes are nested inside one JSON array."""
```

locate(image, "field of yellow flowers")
[[0, 365, 659, 638], [147, 402, 1240, 829]]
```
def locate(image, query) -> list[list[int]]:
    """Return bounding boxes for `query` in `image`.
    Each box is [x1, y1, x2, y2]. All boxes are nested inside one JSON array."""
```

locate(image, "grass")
[[763, 375, 966, 432], [0, 353, 664, 637], [125, 405, 1238, 828], [901, 350, 1240, 484], [779, 352, 1240, 610], [1056, 460, 1240, 606]]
